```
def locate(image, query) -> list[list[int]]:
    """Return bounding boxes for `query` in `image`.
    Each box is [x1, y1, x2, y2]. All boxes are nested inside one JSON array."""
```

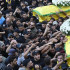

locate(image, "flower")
[[60, 19, 70, 35], [52, 0, 70, 6]]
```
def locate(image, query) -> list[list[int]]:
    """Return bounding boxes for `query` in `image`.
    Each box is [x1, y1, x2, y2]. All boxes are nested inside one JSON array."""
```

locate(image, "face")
[[8, 36, 14, 41], [57, 55, 63, 62], [1, 45, 5, 51], [58, 18, 62, 22], [13, 58, 17, 65], [22, 14, 27, 18], [17, 8, 21, 13], [8, 6, 12, 10], [59, 22, 63, 26], [42, 24, 46, 29], [0, 56, 3, 62], [30, 22, 35, 29], [11, 40, 17, 47], [50, 47, 55, 53], [28, 61, 33, 68], [34, 53, 40, 61], [19, 27, 24, 31], [9, 25, 13, 30], [13, 32, 18, 36], [32, 1, 36, 6], [6, 18, 11, 24], [16, 20, 21, 26], [52, 26, 56, 30]]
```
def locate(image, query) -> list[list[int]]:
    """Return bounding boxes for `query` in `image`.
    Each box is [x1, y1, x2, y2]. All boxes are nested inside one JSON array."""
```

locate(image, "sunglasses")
[[9, 36, 14, 38]]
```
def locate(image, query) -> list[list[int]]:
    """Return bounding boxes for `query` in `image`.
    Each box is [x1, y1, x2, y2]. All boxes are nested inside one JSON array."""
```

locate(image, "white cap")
[[53, 21, 58, 25], [18, 68, 26, 70]]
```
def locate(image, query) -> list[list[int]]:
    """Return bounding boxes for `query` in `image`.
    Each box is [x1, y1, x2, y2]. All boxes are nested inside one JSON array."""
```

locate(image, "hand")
[[35, 46, 41, 51], [59, 9, 63, 12], [31, 44, 36, 48], [10, 40, 17, 45], [35, 65, 39, 69], [35, 42, 39, 45], [47, 42, 53, 45]]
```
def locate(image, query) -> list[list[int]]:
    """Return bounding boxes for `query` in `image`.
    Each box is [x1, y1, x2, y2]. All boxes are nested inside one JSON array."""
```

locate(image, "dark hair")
[[56, 53, 64, 58], [44, 56, 51, 65], [9, 56, 16, 64], [16, 18, 21, 22], [59, 17, 64, 22], [42, 21, 47, 24], [51, 18, 55, 21], [18, 24, 24, 27]]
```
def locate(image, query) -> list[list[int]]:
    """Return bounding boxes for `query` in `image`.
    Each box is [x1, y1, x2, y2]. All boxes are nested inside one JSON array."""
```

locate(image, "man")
[[29, 22, 37, 39], [0, 55, 6, 70], [5, 56, 19, 70], [0, 41, 8, 57], [43, 55, 67, 70], [0, 11, 5, 25], [23, 59, 34, 70], [5, 4, 14, 15], [32, 50, 45, 70]]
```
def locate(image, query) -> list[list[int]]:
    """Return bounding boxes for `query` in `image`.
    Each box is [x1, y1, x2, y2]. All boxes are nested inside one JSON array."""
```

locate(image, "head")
[[50, 18, 55, 23], [27, 60, 33, 68], [23, 59, 33, 69], [33, 51, 40, 61], [9, 57, 17, 66], [8, 48, 16, 56], [8, 33, 14, 41], [7, 4, 12, 10], [10, 40, 18, 48], [20, 1, 26, 7], [21, 12, 27, 18], [42, 21, 47, 29], [30, 22, 35, 29], [44, 56, 51, 65], [58, 17, 64, 23], [18, 24, 24, 31], [16, 19, 21, 26], [0, 55, 3, 63], [56, 53, 64, 62], [0, 41, 5, 51], [32, 0, 37, 6], [13, 29, 19, 37]]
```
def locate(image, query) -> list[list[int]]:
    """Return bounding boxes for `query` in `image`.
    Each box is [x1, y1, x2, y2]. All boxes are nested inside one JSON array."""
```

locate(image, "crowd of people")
[[0, 0, 70, 70]]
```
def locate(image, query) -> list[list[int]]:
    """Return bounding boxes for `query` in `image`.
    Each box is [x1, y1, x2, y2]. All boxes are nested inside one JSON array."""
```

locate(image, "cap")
[[53, 21, 58, 25], [8, 48, 16, 55], [32, 51, 40, 56], [19, 68, 26, 70], [0, 41, 5, 47], [14, 29, 19, 33], [16, 43, 22, 48], [8, 33, 14, 38]]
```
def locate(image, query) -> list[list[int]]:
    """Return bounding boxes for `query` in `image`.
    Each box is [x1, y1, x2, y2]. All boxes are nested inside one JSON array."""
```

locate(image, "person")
[[5, 56, 19, 70], [32, 50, 45, 70], [0, 0, 69, 70], [23, 59, 34, 70], [0, 55, 6, 70], [56, 53, 68, 70], [0, 11, 5, 25], [43, 56, 64, 70], [0, 41, 8, 57]]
